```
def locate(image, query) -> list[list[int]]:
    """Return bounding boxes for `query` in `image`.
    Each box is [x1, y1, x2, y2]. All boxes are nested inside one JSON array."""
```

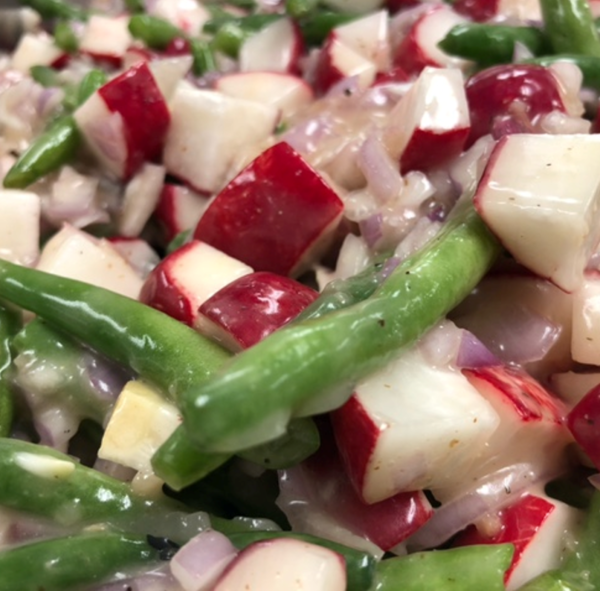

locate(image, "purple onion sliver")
[[359, 213, 384, 250], [380, 256, 402, 281], [456, 330, 502, 369], [589, 473, 600, 491]]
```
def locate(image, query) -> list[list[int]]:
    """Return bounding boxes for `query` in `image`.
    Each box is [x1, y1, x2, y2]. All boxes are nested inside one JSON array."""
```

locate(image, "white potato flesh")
[[0, 189, 40, 266], [36, 225, 143, 299], [572, 272, 600, 365], [475, 134, 600, 293], [163, 86, 279, 194]]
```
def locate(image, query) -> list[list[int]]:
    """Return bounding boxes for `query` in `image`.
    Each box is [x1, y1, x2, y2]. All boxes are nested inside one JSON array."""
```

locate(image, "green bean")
[[0, 261, 230, 403], [540, 0, 600, 57], [19, 0, 87, 21], [29, 65, 60, 87], [298, 10, 358, 46], [373, 544, 514, 590], [128, 14, 182, 50], [179, 202, 500, 453], [189, 38, 218, 76], [2, 116, 80, 189], [524, 54, 600, 90], [124, 0, 145, 13], [77, 68, 108, 104], [0, 438, 176, 528], [295, 253, 396, 322], [0, 531, 159, 591], [12, 319, 117, 425], [516, 570, 593, 590], [227, 531, 377, 591], [53, 20, 79, 53], [154, 416, 320, 490], [3, 68, 106, 189], [0, 305, 20, 438], [285, 0, 319, 19], [438, 23, 551, 66]]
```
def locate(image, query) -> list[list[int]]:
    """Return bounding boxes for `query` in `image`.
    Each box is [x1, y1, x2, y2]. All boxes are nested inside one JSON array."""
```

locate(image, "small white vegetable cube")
[[474, 134, 600, 293], [0, 189, 40, 266], [99, 380, 181, 472], [11, 33, 64, 72], [79, 15, 132, 63], [163, 86, 279, 194], [332, 340, 500, 503], [36, 225, 143, 299], [572, 272, 600, 365]]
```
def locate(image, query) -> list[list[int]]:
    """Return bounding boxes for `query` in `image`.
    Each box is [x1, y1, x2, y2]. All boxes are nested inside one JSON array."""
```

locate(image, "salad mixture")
[[3, 0, 600, 588]]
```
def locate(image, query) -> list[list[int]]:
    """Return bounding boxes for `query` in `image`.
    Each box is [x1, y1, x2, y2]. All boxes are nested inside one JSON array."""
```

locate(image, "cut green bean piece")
[[373, 545, 514, 590], [439, 23, 551, 65], [516, 570, 594, 591], [19, 0, 87, 20], [227, 531, 376, 591], [77, 68, 108, 104], [190, 38, 218, 75], [0, 531, 159, 591], [285, 0, 319, 18], [2, 116, 79, 189], [128, 14, 182, 49], [180, 202, 500, 453], [30, 65, 60, 87], [298, 10, 358, 46], [124, 0, 145, 13], [540, 0, 600, 56], [54, 20, 79, 53]]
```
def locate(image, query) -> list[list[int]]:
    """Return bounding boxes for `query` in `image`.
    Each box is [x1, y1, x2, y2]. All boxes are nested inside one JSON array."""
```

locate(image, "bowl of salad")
[[1, 0, 600, 589]]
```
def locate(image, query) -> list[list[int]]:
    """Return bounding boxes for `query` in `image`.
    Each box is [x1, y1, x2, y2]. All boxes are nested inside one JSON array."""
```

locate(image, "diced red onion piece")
[[171, 530, 238, 591], [406, 463, 540, 551], [359, 213, 383, 249], [357, 134, 403, 205], [589, 473, 600, 490], [456, 331, 502, 369]]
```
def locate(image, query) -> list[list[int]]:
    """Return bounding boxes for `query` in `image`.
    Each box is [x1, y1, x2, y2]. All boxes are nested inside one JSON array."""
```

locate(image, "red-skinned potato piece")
[[212, 538, 346, 591], [278, 420, 433, 552], [197, 272, 318, 352], [465, 64, 567, 148], [453, 493, 581, 591], [97, 62, 170, 179], [567, 383, 600, 470], [382, 66, 470, 174], [453, 0, 541, 23], [139, 240, 253, 327], [74, 61, 170, 180], [154, 183, 209, 243], [193, 142, 345, 277], [393, 4, 470, 76]]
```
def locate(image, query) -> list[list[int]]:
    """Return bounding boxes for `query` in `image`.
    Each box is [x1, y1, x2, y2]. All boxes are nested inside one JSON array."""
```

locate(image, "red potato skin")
[[568, 384, 600, 469], [465, 64, 567, 147], [463, 365, 567, 424], [198, 272, 318, 350], [392, 11, 440, 77], [330, 394, 378, 499], [98, 61, 171, 179], [194, 141, 344, 277], [303, 422, 433, 550], [400, 126, 470, 173], [154, 183, 208, 243], [453, 494, 557, 584], [138, 240, 198, 325], [312, 36, 347, 96]]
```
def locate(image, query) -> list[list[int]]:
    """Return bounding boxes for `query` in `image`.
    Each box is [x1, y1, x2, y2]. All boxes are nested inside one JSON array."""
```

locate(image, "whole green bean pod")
[[0, 304, 20, 437], [438, 23, 551, 66], [373, 544, 514, 590], [3, 69, 107, 189], [0, 531, 159, 591], [540, 0, 600, 57], [227, 531, 376, 591], [128, 14, 182, 49], [179, 203, 500, 453]]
